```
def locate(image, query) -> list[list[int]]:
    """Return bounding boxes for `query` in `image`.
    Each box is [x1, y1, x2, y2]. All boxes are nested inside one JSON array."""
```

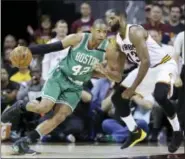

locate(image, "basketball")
[[10, 46, 33, 68]]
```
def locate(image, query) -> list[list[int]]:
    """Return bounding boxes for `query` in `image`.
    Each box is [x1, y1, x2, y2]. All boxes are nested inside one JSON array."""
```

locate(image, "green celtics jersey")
[[58, 33, 109, 83]]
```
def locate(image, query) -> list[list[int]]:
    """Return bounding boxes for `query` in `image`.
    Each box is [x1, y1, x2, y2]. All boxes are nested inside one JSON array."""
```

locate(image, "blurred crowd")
[[1, 1, 184, 144]]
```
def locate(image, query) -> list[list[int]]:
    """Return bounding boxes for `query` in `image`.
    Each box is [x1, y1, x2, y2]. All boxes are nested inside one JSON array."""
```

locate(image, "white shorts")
[[121, 59, 178, 98]]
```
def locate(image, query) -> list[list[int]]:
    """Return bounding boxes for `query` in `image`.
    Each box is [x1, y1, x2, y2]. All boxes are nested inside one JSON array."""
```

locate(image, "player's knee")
[[153, 82, 169, 105], [37, 99, 55, 114], [34, 103, 52, 114], [53, 105, 72, 124]]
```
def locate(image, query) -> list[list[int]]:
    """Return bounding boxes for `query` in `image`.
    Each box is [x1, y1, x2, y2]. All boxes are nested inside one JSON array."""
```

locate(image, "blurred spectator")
[[173, 31, 184, 73], [101, 119, 149, 143], [145, 5, 152, 23], [18, 39, 28, 46], [10, 67, 31, 84], [17, 69, 44, 103], [161, 0, 174, 23], [168, 5, 185, 37], [90, 78, 111, 110], [2, 48, 18, 77], [3, 34, 17, 50], [29, 54, 42, 72], [148, 29, 175, 55], [27, 15, 52, 44], [142, 4, 172, 44], [71, 2, 94, 33], [1, 68, 20, 112], [42, 20, 69, 80], [1, 57, 3, 68], [97, 94, 151, 143], [180, 4, 185, 24], [174, 31, 185, 129]]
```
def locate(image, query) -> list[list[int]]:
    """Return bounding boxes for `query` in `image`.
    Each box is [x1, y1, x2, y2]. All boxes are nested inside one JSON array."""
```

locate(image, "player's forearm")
[[92, 71, 107, 78], [92, 70, 121, 82], [28, 41, 64, 55], [131, 60, 149, 90]]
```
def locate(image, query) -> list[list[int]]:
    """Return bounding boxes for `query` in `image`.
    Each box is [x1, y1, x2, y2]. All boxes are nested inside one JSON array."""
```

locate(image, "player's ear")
[[119, 16, 123, 22], [90, 27, 94, 33]]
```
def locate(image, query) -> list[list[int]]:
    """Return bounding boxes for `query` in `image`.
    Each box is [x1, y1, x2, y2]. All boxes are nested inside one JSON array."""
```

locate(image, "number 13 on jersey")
[[72, 65, 91, 75]]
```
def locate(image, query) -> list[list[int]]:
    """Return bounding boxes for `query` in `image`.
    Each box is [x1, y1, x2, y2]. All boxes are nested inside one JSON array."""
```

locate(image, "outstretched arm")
[[129, 27, 150, 90], [28, 33, 82, 55]]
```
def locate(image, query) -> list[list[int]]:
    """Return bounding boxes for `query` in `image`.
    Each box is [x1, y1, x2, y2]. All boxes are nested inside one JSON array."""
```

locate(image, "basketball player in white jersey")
[[106, 9, 183, 152]]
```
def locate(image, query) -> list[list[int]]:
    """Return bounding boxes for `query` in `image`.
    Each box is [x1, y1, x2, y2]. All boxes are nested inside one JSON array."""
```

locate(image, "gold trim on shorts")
[[153, 55, 171, 68]]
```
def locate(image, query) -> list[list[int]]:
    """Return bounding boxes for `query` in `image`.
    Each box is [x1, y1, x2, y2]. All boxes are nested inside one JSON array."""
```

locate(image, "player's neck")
[[88, 36, 100, 49], [119, 23, 127, 39], [81, 16, 90, 22]]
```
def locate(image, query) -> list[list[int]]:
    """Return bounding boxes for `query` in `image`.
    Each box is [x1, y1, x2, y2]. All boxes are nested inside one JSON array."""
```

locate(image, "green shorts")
[[41, 70, 83, 111]]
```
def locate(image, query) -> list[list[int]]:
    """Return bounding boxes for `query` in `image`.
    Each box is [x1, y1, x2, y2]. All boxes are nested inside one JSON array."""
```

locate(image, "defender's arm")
[[129, 27, 150, 90]]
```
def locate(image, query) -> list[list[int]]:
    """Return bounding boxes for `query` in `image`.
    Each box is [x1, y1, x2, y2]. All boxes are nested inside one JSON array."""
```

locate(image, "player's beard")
[[111, 21, 120, 32]]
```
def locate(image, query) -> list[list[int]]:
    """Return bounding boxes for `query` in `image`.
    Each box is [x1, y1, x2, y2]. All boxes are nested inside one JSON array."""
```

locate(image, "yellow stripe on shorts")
[[153, 55, 171, 67]]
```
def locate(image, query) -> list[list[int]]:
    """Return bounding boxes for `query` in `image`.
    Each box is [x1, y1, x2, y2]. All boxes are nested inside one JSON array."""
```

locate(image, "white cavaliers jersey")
[[116, 24, 171, 67]]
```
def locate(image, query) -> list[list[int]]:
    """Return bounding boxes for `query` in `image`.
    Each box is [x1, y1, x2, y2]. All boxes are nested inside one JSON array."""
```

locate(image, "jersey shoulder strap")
[[72, 33, 89, 50], [97, 39, 109, 52]]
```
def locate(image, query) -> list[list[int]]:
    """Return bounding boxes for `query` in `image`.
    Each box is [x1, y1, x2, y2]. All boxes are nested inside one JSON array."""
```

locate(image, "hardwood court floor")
[[1, 142, 185, 159]]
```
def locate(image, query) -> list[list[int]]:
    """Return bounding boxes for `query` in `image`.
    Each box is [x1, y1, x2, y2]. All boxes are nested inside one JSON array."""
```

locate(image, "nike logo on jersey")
[[122, 44, 135, 51]]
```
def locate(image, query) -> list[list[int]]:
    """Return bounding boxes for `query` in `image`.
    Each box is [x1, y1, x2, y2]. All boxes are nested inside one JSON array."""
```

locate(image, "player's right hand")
[[93, 63, 106, 74], [174, 76, 183, 87]]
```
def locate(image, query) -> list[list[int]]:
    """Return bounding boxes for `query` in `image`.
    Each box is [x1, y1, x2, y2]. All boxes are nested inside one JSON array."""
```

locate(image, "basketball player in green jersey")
[[2, 19, 124, 154]]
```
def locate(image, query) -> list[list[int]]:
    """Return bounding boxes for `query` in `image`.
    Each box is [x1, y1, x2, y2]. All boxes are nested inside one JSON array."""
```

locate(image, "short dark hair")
[[55, 19, 67, 27], [81, 2, 91, 7], [148, 29, 161, 34], [151, 3, 162, 10], [108, 8, 127, 19], [170, 5, 182, 14], [93, 19, 106, 27]]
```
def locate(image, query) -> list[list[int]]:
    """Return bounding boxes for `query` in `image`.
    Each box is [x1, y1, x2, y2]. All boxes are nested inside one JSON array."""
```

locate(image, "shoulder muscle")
[[61, 33, 83, 48]]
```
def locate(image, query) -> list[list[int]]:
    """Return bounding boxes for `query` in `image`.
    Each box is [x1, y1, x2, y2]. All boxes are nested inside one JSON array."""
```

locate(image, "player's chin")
[[111, 24, 120, 32], [97, 38, 104, 42]]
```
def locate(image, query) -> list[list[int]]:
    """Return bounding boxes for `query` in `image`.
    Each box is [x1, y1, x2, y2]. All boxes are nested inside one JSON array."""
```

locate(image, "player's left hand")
[[93, 63, 106, 74], [174, 76, 182, 87], [121, 87, 135, 99]]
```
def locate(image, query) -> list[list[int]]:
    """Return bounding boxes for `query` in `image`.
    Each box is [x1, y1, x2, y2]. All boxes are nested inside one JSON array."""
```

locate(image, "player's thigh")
[[156, 60, 178, 84], [51, 103, 73, 124], [41, 76, 62, 103], [57, 89, 82, 112], [156, 60, 178, 97]]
